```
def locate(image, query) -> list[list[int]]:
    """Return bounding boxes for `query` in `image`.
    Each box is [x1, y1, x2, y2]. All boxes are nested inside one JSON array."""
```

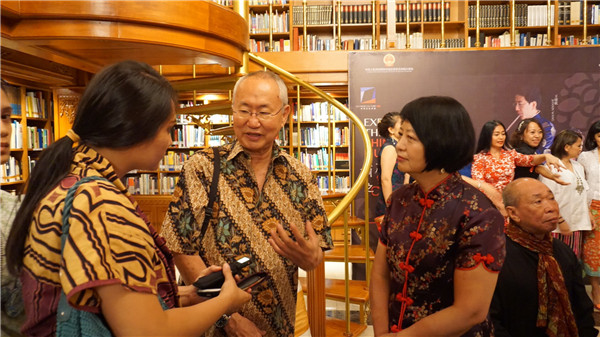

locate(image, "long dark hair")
[[6, 60, 176, 275], [476, 120, 508, 153], [377, 111, 402, 139], [400, 96, 475, 173], [508, 118, 544, 149], [583, 120, 600, 151]]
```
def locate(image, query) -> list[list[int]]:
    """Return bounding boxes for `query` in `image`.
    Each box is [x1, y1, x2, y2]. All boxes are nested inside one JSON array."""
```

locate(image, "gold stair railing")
[[248, 52, 373, 337]]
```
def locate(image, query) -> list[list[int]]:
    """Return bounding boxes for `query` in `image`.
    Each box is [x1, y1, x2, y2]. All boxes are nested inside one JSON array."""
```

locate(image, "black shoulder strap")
[[200, 147, 220, 238]]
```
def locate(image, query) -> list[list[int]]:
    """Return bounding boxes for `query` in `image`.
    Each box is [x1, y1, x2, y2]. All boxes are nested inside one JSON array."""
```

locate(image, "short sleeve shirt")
[[379, 173, 505, 335], [162, 141, 333, 337], [21, 145, 178, 336]]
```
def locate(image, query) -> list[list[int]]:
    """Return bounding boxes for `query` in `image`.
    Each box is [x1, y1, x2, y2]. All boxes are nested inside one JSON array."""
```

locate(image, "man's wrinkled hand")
[[268, 221, 323, 271]]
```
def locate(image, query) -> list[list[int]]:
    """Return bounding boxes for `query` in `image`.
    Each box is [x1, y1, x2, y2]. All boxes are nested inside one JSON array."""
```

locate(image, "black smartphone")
[[196, 272, 268, 298], [193, 256, 251, 291]]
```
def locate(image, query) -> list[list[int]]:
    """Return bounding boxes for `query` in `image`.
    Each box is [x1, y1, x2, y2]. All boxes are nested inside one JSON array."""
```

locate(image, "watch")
[[215, 314, 231, 329]]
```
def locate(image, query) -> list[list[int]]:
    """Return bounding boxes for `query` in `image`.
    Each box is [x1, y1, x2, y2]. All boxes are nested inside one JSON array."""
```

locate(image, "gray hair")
[[232, 70, 288, 107]]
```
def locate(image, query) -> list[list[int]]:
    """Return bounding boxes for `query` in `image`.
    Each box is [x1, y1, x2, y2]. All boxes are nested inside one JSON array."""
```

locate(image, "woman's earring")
[[441, 168, 446, 174]]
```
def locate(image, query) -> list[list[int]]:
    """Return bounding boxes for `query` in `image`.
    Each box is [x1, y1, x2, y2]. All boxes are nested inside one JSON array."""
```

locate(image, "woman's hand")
[[218, 263, 252, 315], [543, 154, 564, 171], [179, 265, 224, 306]]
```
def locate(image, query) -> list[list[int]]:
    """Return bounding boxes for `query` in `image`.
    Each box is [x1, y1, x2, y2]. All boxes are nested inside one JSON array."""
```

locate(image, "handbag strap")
[[61, 176, 109, 250], [200, 147, 220, 238]]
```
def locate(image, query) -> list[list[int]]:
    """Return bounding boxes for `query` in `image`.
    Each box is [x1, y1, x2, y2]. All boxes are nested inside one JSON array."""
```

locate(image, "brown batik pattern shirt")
[[162, 141, 333, 337]]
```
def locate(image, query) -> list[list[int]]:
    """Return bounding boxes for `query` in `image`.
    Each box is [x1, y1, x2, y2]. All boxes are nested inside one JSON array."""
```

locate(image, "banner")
[[348, 47, 600, 222]]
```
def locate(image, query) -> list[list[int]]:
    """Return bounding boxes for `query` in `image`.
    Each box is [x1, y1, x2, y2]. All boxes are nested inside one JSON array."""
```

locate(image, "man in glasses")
[[162, 71, 333, 337]]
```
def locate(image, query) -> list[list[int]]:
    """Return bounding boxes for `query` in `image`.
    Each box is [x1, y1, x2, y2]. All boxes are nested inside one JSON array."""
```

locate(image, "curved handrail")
[[247, 52, 373, 225]]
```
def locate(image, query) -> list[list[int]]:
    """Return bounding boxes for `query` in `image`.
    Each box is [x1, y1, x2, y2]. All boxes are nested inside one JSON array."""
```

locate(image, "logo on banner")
[[383, 54, 395, 67], [360, 87, 376, 104]]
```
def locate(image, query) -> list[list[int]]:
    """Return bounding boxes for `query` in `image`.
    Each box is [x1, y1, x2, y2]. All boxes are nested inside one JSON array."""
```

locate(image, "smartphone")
[[196, 272, 268, 298], [193, 256, 251, 290]]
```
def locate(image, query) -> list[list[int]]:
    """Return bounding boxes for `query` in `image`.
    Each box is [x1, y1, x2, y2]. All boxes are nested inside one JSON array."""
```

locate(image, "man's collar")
[[226, 141, 285, 163]]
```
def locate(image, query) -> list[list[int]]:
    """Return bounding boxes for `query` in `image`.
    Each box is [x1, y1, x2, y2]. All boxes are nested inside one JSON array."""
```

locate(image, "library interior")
[[1, 1, 599, 336]]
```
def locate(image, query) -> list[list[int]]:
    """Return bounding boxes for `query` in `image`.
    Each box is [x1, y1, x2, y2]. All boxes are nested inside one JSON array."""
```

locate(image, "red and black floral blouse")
[[380, 172, 506, 336]]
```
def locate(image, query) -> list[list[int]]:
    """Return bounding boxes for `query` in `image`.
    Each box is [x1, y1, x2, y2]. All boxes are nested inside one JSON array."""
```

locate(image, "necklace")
[[574, 169, 584, 195]]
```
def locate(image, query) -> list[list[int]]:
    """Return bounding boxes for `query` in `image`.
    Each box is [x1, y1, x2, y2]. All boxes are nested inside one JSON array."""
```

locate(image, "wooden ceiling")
[[1, 0, 249, 87]]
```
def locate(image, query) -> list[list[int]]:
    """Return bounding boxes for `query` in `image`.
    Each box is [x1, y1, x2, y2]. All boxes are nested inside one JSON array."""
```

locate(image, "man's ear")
[[505, 206, 520, 223], [281, 104, 291, 126]]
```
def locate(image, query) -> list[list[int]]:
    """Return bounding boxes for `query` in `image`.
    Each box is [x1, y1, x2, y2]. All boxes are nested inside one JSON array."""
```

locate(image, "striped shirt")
[[21, 145, 178, 336]]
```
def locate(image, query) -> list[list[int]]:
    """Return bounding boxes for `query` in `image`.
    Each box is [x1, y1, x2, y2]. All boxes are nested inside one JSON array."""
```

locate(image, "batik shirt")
[[162, 141, 333, 337], [379, 173, 505, 336], [472, 148, 535, 192], [21, 145, 178, 336]]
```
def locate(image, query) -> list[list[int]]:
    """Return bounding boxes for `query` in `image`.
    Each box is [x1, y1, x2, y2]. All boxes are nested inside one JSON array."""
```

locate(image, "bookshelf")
[[124, 99, 232, 196], [291, 98, 351, 194], [249, 1, 291, 52], [1, 82, 53, 193], [467, 1, 600, 47], [246, 0, 600, 51]]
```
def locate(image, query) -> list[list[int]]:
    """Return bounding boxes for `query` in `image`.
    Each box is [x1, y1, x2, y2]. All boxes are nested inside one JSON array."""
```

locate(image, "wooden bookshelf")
[[1, 82, 53, 193]]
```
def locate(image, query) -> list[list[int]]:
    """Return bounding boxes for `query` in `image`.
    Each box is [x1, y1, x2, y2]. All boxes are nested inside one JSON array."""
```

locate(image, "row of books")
[[1, 156, 22, 183], [317, 175, 351, 194], [171, 125, 205, 148], [560, 34, 600, 45], [384, 2, 450, 23], [10, 122, 52, 150], [558, 1, 600, 25], [25, 91, 48, 118], [468, 4, 510, 28], [250, 38, 291, 52], [422, 38, 465, 49], [248, 0, 287, 6], [209, 0, 232, 7], [27, 127, 51, 150], [291, 2, 452, 26], [294, 102, 349, 122], [127, 174, 181, 195], [249, 10, 289, 34], [126, 174, 158, 195], [292, 5, 332, 26], [297, 148, 331, 171], [291, 126, 350, 147], [582, 3, 600, 25], [159, 151, 195, 172]]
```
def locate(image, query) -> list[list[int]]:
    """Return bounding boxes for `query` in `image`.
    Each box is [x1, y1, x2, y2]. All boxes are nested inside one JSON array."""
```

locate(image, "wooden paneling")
[[133, 195, 172, 234], [1, 1, 249, 72]]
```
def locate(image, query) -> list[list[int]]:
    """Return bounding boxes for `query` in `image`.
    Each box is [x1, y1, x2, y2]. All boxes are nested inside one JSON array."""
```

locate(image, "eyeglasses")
[[233, 105, 285, 121]]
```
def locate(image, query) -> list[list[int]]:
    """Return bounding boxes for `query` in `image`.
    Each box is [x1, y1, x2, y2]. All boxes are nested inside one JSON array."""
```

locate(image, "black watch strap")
[[215, 314, 231, 329]]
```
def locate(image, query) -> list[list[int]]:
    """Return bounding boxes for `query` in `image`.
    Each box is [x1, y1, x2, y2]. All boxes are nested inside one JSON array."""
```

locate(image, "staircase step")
[[330, 215, 366, 228], [325, 317, 368, 337], [324, 245, 374, 263], [299, 277, 369, 304]]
